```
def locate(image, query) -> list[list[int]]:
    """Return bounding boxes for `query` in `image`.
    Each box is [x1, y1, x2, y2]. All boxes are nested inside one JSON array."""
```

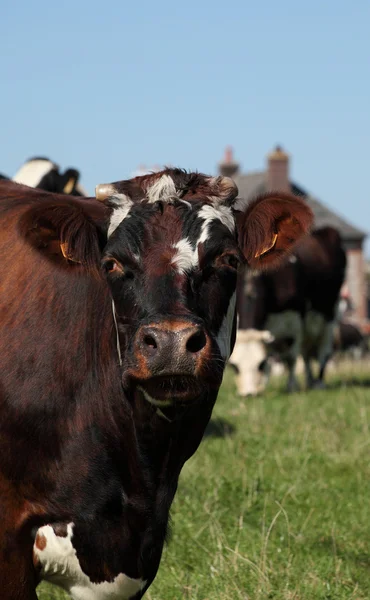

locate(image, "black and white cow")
[[8, 157, 87, 195], [231, 226, 346, 395]]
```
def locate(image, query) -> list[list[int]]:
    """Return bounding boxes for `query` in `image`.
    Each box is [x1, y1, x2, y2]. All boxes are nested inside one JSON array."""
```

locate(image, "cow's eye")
[[102, 258, 125, 276], [218, 254, 240, 270]]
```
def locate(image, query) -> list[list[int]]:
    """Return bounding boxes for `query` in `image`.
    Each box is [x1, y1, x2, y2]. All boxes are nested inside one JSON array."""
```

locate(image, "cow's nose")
[[140, 325, 207, 357], [135, 323, 209, 375]]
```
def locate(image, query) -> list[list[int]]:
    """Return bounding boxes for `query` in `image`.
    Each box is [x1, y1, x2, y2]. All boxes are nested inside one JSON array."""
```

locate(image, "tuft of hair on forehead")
[[96, 168, 239, 207]]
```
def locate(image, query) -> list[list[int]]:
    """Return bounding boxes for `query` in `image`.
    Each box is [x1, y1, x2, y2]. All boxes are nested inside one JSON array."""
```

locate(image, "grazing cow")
[[9, 157, 87, 195], [231, 226, 346, 395], [0, 171, 312, 599]]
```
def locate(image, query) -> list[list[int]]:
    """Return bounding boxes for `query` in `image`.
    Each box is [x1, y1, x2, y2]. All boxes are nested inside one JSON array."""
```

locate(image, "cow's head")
[[229, 329, 275, 397], [94, 169, 312, 410], [23, 168, 313, 414]]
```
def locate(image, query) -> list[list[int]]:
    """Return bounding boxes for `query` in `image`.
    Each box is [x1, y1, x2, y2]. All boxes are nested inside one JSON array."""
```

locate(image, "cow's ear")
[[60, 169, 80, 194], [235, 192, 313, 269], [20, 201, 103, 274]]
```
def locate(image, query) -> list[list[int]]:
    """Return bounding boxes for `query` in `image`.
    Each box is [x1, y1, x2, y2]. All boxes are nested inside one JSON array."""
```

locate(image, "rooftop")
[[218, 148, 366, 243]]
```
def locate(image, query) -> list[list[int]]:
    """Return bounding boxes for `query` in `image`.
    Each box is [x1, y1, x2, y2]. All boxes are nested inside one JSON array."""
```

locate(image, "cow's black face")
[[93, 169, 313, 410], [102, 188, 240, 407]]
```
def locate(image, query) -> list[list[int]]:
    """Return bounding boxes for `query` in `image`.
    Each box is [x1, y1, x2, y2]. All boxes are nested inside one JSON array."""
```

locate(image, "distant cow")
[[231, 227, 346, 395], [3, 157, 87, 195], [334, 321, 368, 359], [0, 173, 312, 598]]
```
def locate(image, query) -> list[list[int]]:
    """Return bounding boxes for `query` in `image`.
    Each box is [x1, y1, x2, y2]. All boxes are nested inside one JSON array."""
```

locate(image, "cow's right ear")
[[235, 192, 313, 270], [19, 202, 103, 274]]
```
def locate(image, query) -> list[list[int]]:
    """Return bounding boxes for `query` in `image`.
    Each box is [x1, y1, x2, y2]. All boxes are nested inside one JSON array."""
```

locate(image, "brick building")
[[218, 146, 368, 325]]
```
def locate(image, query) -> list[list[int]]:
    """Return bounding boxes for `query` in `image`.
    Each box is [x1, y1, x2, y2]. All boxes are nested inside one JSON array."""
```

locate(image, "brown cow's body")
[[232, 227, 346, 395], [0, 175, 312, 598]]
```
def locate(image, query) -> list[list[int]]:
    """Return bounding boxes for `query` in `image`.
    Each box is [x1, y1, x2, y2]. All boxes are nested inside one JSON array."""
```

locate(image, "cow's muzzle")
[[127, 320, 213, 404]]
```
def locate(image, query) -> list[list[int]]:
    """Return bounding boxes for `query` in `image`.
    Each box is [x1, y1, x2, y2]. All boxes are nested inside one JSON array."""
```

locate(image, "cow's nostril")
[[143, 334, 158, 351], [186, 330, 207, 354]]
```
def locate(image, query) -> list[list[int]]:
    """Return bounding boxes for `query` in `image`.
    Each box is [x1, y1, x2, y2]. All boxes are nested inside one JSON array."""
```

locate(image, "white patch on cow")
[[13, 159, 55, 188], [231, 311, 303, 397], [34, 523, 146, 600], [171, 205, 235, 274], [229, 329, 271, 397], [232, 329, 274, 345], [147, 175, 177, 203], [171, 238, 198, 273], [198, 204, 235, 237], [216, 292, 236, 359], [138, 386, 172, 407], [108, 194, 134, 238]]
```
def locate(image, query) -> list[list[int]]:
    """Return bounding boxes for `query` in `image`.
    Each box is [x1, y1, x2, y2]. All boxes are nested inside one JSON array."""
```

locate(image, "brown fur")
[[236, 191, 314, 269]]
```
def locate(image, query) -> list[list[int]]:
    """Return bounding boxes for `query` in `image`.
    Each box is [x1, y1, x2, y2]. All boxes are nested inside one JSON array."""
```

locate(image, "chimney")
[[218, 146, 239, 177], [267, 145, 290, 192]]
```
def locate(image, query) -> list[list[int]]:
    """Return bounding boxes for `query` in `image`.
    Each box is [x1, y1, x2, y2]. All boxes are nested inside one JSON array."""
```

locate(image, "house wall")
[[344, 247, 367, 323]]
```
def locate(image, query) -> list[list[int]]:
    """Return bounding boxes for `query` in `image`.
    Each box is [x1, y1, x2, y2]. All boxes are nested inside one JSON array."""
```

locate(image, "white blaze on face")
[[229, 329, 273, 396], [216, 292, 237, 359], [34, 523, 146, 600], [171, 204, 235, 274], [107, 194, 134, 238], [171, 238, 198, 274], [12, 159, 55, 187]]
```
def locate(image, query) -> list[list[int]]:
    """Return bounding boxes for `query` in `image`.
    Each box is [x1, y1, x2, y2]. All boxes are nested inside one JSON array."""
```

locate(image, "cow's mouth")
[[137, 375, 204, 406]]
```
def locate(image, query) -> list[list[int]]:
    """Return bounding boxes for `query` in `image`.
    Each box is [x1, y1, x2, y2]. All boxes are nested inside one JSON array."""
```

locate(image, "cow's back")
[[295, 226, 346, 320]]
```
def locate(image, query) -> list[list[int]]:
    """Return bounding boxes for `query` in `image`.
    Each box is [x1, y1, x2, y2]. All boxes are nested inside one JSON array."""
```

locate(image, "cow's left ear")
[[20, 201, 105, 274], [60, 169, 80, 195], [235, 192, 313, 269]]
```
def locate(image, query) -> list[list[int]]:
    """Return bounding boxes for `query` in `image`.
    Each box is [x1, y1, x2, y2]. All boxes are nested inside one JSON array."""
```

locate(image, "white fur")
[[229, 329, 270, 397], [13, 159, 55, 187], [171, 238, 198, 273], [216, 292, 236, 359], [108, 195, 133, 238], [171, 205, 235, 274], [34, 523, 146, 600], [230, 311, 302, 396], [146, 175, 177, 203], [198, 204, 235, 237]]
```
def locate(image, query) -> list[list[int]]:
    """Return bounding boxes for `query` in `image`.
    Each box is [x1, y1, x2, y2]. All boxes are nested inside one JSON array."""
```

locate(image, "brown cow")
[[0, 171, 312, 598], [231, 226, 346, 395]]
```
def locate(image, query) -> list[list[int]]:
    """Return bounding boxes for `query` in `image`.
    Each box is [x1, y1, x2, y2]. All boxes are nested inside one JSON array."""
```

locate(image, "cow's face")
[[95, 169, 313, 409], [229, 329, 274, 397]]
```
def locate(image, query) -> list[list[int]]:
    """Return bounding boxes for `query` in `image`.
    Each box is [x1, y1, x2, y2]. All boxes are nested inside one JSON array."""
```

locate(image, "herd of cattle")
[[0, 158, 366, 599]]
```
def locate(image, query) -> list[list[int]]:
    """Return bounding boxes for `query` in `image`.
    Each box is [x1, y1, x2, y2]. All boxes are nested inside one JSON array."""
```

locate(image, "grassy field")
[[37, 361, 370, 600]]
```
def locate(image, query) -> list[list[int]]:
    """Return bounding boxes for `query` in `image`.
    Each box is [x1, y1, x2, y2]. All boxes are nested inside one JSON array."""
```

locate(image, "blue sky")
[[2, 0, 369, 254]]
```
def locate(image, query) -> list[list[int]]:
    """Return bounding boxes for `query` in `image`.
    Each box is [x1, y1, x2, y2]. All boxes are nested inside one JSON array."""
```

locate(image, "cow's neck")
[[130, 392, 215, 521]]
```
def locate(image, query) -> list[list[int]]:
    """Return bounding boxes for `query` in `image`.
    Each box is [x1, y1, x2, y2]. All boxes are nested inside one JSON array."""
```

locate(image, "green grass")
[[37, 362, 370, 600]]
